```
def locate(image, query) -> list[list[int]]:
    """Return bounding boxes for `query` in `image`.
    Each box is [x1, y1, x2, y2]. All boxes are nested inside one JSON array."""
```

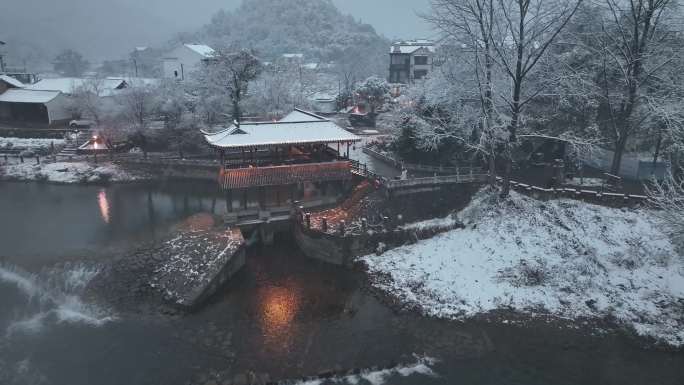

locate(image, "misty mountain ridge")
[[194, 0, 390, 62]]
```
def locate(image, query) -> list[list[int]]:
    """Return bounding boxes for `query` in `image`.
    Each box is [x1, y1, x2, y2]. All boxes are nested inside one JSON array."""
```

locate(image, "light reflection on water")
[[257, 282, 302, 353], [97, 189, 110, 224]]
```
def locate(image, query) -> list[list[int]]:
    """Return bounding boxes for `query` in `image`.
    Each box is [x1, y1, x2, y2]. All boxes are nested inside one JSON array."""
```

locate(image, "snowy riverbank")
[[0, 161, 143, 184], [0, 137, 66, 150], [361, 190, 684, 347]]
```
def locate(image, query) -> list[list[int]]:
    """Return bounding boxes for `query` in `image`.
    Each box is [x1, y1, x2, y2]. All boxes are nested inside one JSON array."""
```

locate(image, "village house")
[[162, 44, 216, 80], [0, 89, 71, 126], [24, 77, 128, 96], [388, 39, 435, 84], [0, 74, 23, 94], [0, 75, 73, 126], [0, 77, 130, 127]]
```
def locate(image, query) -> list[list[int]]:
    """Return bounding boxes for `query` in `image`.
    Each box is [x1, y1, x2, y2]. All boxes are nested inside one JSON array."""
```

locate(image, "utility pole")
[[132, 58, 138, 77], [0, 40, 6, 73]]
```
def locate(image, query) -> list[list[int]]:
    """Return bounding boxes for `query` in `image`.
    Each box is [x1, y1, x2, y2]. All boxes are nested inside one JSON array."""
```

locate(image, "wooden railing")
[[349, 159, 386, 182], [385, 172, 489, 190]]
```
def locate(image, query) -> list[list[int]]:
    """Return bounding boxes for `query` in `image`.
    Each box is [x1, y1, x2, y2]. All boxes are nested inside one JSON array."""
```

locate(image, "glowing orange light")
[[257, 283, 301, 353]]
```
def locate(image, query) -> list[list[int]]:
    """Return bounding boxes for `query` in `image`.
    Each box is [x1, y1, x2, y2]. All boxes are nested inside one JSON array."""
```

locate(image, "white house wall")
[[45, 94, 72, 125], [162, 46, 205, 79]]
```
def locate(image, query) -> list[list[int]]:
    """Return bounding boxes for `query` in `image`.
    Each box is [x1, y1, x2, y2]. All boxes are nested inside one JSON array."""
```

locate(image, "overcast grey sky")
[[1, 0, 434, 63], [138, 0, 434, 40]]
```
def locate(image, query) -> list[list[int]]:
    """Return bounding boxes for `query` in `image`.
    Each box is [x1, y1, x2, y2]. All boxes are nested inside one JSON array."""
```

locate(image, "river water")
[[0, 181, 682, 385]]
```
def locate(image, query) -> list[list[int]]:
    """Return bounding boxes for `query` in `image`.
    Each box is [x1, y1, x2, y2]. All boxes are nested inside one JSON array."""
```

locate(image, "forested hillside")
[[199, 0, 389, 76]]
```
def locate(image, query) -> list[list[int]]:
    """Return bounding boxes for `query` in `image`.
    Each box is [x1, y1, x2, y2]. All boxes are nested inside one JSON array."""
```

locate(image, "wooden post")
[[35, 155, 40, 165], [226, 190, 233, 212], [321, 217, 328, 232], [305, 213, 311, 229]]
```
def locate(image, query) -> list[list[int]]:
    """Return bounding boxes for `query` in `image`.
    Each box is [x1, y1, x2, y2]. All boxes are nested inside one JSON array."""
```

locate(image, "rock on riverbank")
[[361, 189, 684, 347], [151, 228, 246, 309]]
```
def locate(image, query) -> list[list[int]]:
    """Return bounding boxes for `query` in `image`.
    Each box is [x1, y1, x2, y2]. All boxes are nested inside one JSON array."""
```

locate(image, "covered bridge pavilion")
[[203, 109, 362, 216]]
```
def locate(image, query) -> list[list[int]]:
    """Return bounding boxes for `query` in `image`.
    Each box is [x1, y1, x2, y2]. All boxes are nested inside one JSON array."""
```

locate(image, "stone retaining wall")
[[508, 181, 648, 208], [293, 216, 463, 266]]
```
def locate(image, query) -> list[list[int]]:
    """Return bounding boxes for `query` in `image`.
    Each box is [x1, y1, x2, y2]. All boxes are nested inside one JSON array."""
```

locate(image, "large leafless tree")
[[426, 0, 584, 195], [493, 0, 584, 195], [202, 49, 262, 123], [593, 0, 677, 175], [425, 0, 502, 185]]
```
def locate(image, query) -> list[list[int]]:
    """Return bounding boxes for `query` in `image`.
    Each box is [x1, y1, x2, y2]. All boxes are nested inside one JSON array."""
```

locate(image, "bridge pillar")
[[259, 224, 275, 246], [258, 187, 266, 210]]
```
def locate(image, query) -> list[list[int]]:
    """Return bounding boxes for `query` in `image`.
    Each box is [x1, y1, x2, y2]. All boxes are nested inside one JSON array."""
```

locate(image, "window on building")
[[414, 56, 429, 65], [414, 70, 428, 80], [391, 55, 409, 65], [174, 70, 178, 78]]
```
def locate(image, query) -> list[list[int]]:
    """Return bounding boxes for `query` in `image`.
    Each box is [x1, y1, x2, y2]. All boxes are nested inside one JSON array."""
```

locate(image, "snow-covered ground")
[[290, 356, 437, 385], [402, 215, 459, 231], [361, 190, 684, 347], [566, 177, 606, 188], [0, 161, 140, 183], [0, 137, 65, 150]]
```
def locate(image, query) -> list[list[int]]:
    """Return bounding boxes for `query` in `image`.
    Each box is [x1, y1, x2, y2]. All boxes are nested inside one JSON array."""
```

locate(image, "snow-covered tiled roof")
[[185, 44, 215, 58], [0, 75, 24, 88], [390, 40, 436, 54], [0, 89, 61, 103], [282, 53, 304, 59], [204, 109, 360, 149], [25, 78, 126, 96]]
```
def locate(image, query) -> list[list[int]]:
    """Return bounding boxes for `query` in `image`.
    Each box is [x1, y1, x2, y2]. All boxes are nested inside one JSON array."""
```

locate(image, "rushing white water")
[[289, 356, 439, 385], [0, 263, 115, 335]]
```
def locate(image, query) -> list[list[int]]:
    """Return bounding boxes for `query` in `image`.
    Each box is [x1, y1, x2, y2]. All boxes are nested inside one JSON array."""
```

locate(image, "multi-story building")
[[388, 39, 435, 84]]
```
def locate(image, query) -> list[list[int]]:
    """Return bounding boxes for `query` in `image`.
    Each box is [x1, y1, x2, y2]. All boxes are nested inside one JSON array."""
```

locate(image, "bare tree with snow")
[[647, 175, 684, 247], [425, 0, 505, 185], [491, 0, 584, 195], [201, 49, 262, 122], [593, 0, 680, 175], [70, 78, 107, 126]]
